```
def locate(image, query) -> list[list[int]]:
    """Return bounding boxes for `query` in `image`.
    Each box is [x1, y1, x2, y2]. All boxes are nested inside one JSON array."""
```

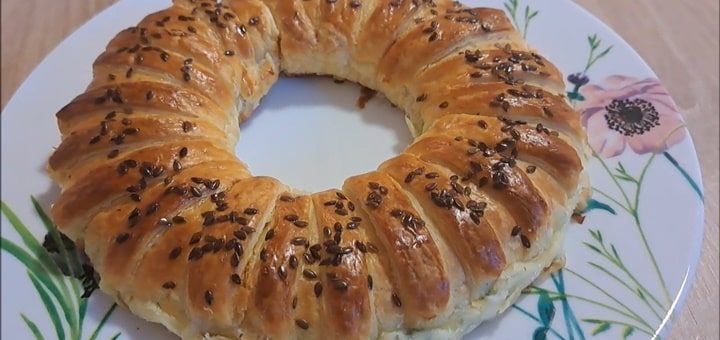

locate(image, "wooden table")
[[2, 1, 717, 338]]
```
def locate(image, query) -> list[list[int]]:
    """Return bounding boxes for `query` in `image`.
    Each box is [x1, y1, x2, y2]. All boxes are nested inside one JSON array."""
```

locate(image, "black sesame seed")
[[314, 282, 323, 297], [278, 265, 288, 280], [332, 278, 349, 290], [115, 233, 130, 244], [169, 246, 182, 259], [391, 293, 402, 307], [520, 234, 531, 248], [204, 290, 214, 305], [425, 172, 440, 179], [296, 319, 309, 330], [182, 121, 194, 132], [157, 217, 171, 227], [107, 149, 120, 158], [303, 269, 317, 280], [231, 273, 242, 284], [146, 202, 160, 215], [291, 237, 308, 247], [280, 195, 295, 202], [162, 281, 176, 289], [178, 147, 188, 158], [439, 101, 449, 108]]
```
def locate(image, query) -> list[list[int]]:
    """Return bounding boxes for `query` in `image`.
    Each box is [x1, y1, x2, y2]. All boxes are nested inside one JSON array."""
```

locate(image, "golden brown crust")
[[378, 154, 505, 295], [422, 114, 582, 192], [377, 7, 518, 89], [310, 190, 374, 338], [406, 134, 549, 239], [244, 194, 314, 337], [47, 0, 589, 338], [343, 171, 451, 326]]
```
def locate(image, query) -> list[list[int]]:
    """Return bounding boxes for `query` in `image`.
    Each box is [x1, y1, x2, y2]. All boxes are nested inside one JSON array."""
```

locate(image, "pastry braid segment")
[[422, 114, 583, 192], [310, 190, 374, 339], [243, 194, 314, 338], [378, 154, 506, 299], [85, 160, 248, 292], [343, 171, 451, 327]]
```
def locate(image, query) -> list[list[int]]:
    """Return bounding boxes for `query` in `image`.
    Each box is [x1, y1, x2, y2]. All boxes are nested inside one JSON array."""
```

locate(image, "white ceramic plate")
[[1, 0, 705, 339]]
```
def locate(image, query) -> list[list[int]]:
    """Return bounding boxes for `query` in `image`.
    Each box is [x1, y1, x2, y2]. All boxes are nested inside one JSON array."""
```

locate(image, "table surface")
[[2, 0, 718, 338]]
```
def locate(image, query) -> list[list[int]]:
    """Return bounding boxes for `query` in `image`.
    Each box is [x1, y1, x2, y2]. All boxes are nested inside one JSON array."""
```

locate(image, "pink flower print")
[[578, 75, 687, 158]]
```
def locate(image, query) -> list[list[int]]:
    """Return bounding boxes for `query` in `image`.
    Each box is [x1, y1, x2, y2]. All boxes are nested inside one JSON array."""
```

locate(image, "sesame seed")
[[391, 293, 402, 307], [169, 246, 182, 259], [303, 269, 317, 280], [280, 195, 295, 202], [295, 319, 309, 330], [162, 281, 176, 289], [231, 273, 241, 284], [204, 290, 213, 305], [145, 202, 160, 215], [314, 282, 323, 297], [107, 149, 119, 158], [542, 106, 554, 117], [182, 121, 195, 132], [520, 234, 531, 248], [265, 229, 275, 240], [115, 233, 130, 244], [278, 265, 288, 280]]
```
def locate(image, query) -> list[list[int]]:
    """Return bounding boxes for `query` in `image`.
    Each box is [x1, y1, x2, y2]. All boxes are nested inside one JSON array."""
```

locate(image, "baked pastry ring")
[[47, 0, 591, 338]]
